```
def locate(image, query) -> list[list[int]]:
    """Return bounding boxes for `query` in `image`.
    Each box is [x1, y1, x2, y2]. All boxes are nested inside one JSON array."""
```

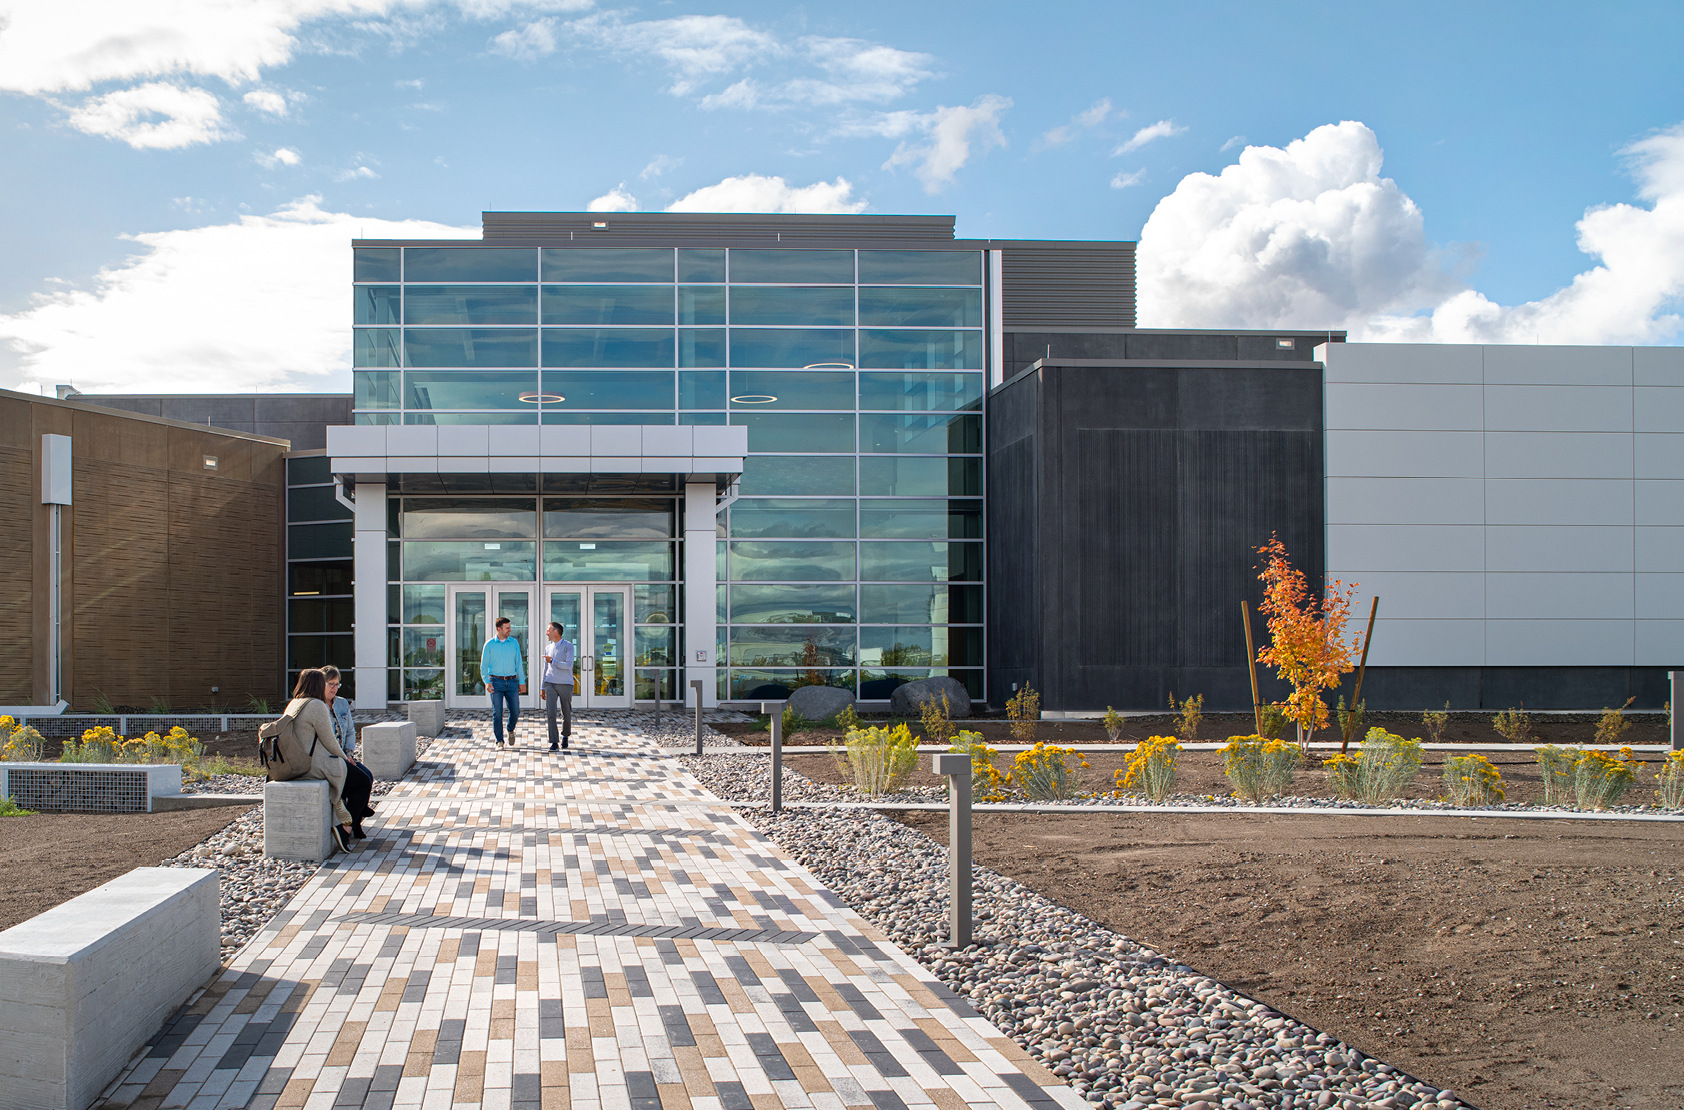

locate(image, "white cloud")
[[0, 197, 475, 393], [566, 12, 776, 95], [1220, 134, 1246, 152], [698, 37, 935, 110], [1114, 118, 1186, 155], [65, 82, 233, 149], [1040, 96, 1114, 148], [665, 174, 865, 214], [256, 146, 302, 167], [1138, 120, 1684, 345], [586, 183, 639, 212], [640, 154, 680, 179], [1110, 169, 1146, 189], [0, 1, 396, 95], [242, 88, 290, 116], [880, 94, 1011, 193], [489, 18, 558, 60], [335, 164, 379, 180]]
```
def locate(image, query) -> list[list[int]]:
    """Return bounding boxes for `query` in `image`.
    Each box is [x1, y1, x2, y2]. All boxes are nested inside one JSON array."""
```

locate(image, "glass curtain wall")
[[353, 245, 985, 700], [385, 486, 680, 702], [286, 454, 355, 698]]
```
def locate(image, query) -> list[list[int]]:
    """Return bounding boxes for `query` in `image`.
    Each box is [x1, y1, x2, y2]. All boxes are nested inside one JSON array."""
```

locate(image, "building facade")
[[16, 210, 1682, 715]]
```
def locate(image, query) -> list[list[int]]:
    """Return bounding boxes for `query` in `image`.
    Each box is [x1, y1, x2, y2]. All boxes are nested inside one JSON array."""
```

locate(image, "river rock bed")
[[158, 806, 317, 962], [758, 808, 1466, 1110], [678, 755, 1468, 1109]]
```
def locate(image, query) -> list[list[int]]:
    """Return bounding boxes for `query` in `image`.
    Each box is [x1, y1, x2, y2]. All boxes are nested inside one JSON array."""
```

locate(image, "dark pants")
[[488, 676, 520, 742], [341, 759, 374, 834], [545, 682, 573, 746]]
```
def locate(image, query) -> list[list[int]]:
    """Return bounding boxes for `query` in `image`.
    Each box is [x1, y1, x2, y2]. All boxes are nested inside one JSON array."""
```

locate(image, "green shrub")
[[1006, 685, 1041, 743], [831, 723, 919, 797], [1324, 727, 1423, 804], [1658, 752, 1684, 809], [1422, 702, 1450, 744], [1492, 706, 1534, 744], [1258, 704, 1290, 740], [1574, 748, 1637, 811], [1169, 692, 1203, 743], [919, 693, 956, 746], [1102, 706, 1125, 743], [0, 796, 36, 817], [1220, 735, 1304, 801]]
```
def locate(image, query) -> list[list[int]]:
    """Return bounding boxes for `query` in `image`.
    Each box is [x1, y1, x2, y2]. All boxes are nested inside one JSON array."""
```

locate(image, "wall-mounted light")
[[1276, 338, 1295, 350], [730, 394, 778, 404], [203, 455, 219, 470], [591, 221, 609, 230], [518, 391, 565, 404]]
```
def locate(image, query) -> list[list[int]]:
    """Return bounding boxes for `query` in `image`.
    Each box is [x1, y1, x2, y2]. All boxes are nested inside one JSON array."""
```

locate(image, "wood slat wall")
[[0, 392, 285, 709]]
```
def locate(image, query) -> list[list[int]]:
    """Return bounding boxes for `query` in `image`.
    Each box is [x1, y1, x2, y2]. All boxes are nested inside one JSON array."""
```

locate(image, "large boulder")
[[787, 684, 855, 721], [888, 676, 972, 718]]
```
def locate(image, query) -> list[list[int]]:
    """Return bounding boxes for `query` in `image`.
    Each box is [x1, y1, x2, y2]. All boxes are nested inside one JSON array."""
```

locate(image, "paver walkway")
[[98, 718, 1082, 1110]]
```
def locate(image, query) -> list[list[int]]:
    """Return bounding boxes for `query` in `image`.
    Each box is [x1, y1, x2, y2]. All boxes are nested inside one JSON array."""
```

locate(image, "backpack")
[[258, 702, 321, 782]]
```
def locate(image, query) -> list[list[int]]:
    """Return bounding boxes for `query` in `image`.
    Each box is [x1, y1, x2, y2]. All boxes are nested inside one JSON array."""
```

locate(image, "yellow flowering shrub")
[[1534, 745, 1579, 804], [1323, 727, 1422, 804], [1657, 751, 1684, 809], [949, 729, 1007, 801], [1010, 742, 1088, 801], [57, 724, 204, 770], [1116, 735, 1179, 801], [0, 716, 46, 762], [1441, 752, 1505, 806], [1221, 735, 1304, 801], [831, 723, 919, 798], [1574, 747, 1637, 810]]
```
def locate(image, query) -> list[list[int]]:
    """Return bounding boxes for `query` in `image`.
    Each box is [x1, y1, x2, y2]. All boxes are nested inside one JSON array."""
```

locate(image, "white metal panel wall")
[[1321, 342, 1684, 667]]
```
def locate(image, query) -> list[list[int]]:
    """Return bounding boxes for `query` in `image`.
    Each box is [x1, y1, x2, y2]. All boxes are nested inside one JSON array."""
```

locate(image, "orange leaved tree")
[[1254, 536, 1361, 742]]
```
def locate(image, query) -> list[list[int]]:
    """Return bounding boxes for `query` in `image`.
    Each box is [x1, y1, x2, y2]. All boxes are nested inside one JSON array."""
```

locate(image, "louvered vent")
[[1001, 242, 1136, 328]]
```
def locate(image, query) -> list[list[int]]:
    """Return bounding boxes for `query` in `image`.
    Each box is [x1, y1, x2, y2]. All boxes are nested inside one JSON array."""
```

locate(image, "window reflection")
[[860, 414, 982, 454], [858, 372, 983, 411], [405, 328, 538, 368], [857, 250, 981, 285], [402, 499, 536, 539], [539, 370, 675, 409], [542, 247, 674, 283], [542, 328, 675, 368], [355, 285, 401, 325], [405, 286, 537, 325], [729, 287, 854, 326], [859, 329, 982, 370], [729, 499, 856, 539], [728, 328, 855, 369], [542, 286, 674, 325], [728, 371, 854, 410], [858, 287, 982, 327], [404, 370, 536, 410], [405, 247, 536, 282], [727, 249, 854, 283]]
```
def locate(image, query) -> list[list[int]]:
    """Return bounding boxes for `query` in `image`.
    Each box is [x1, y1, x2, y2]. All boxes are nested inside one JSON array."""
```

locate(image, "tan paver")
[[94, 715, 1082, 1110]]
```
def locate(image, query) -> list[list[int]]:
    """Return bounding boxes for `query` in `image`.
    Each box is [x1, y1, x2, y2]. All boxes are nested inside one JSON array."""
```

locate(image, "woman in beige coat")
[[287, 668, 355, 852]]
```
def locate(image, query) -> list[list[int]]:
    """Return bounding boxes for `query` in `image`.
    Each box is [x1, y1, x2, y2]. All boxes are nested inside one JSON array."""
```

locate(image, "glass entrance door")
[[447, 584, 535, 709], [544, 585, 633, 709]]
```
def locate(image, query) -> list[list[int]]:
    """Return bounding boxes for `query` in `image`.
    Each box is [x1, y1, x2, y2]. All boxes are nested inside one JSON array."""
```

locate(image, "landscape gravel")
[[159, 806, 316, 962], [680, 751, 1471, 1110]]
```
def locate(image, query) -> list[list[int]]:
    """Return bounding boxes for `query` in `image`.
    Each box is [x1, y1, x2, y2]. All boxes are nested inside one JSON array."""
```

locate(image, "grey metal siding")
[[1000, 244, 1137, 329], [481, 212, 959, 243]]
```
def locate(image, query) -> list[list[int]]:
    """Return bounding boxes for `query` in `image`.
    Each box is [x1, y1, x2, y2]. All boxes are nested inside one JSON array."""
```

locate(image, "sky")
[[1, 0, 1682, 395]]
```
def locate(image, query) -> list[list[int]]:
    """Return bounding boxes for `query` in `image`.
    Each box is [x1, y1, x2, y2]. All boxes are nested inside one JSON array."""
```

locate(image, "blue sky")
[[2, 0, 1682, 393]]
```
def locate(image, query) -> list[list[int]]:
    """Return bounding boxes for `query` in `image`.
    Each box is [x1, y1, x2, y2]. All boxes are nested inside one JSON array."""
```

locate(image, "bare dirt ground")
[[715, 710, 1672, 751], [892, 808, 1683, 1110], [0, 808, 244, 932], [782, 750, 1678, 808]]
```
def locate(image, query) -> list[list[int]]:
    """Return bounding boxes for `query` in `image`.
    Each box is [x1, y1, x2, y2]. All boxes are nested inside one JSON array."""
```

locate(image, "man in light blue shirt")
[[480, 616, 525, 747]]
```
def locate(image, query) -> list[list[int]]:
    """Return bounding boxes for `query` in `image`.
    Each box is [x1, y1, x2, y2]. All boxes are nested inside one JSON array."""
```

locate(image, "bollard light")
[[762, 700, 785, 813], [931, 751, 973, 948], [691, 679, 705, 756]]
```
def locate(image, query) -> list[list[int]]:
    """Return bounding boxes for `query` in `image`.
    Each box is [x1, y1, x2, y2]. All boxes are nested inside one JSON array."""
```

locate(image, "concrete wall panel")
[[1327, 524, 1484, 573], [1634, 346, 1684, 387], [1483, 344, 1633, 386], [1324, 429, 1484, 478], [1484, 478, 1633, 526], [1486, 619, 1634, 666], [1363, 618, 1486, 667], [1344, 572, 1484, 620], [1324, 383, 1483, 430], [1486, 525, 1632, 573], [1484, 432, 1633, 479], [1485, 572, 1635, 620], [1322, 342, 1483, 384], [1483, 385, 1632, 432]]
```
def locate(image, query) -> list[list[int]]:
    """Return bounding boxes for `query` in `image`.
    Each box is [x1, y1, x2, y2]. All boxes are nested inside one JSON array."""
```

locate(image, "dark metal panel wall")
[[987, 363, 1324, 710], [984, 374, 1042, 697], [1000, 245, 1136, 329]]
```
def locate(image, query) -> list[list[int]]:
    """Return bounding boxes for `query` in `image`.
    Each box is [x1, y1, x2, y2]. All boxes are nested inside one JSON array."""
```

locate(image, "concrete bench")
[[361, 720, 416, 780], [263, 779, 334, 860], [0, 866, 219, 1110], [407, 700, 445, 737]]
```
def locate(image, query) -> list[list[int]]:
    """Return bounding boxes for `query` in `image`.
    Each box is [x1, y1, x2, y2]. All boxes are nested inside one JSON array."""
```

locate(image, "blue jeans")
[[488, 676, 521, 742]]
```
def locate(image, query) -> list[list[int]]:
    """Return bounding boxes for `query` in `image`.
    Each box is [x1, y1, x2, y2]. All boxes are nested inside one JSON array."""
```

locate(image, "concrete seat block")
[[0, 866, 219, 1110], [263, 779, 333, 860], [407, 699, 446, 737], [362, 721, 417, 780]]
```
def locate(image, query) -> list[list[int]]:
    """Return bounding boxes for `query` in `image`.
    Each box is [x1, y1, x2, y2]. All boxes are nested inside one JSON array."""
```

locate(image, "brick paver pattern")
[[97, 716, 1082, 1110]]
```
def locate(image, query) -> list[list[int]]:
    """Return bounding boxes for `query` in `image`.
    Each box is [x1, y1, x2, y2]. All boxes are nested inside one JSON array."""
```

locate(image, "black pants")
[[341, 759, 375, 832]]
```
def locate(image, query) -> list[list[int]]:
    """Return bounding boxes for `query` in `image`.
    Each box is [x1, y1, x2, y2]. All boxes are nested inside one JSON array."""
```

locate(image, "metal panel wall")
[[986, 361, 1324, 711], [1000, 244, 1136, 329]]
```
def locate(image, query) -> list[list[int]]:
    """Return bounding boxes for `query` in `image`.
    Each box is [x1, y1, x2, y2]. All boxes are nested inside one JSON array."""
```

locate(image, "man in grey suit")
[[542, 620, 577, 751]]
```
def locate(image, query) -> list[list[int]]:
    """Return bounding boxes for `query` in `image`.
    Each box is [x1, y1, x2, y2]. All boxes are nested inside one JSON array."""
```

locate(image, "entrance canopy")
[[325, 423, 747, 709], [325, 423, 746, 483]]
